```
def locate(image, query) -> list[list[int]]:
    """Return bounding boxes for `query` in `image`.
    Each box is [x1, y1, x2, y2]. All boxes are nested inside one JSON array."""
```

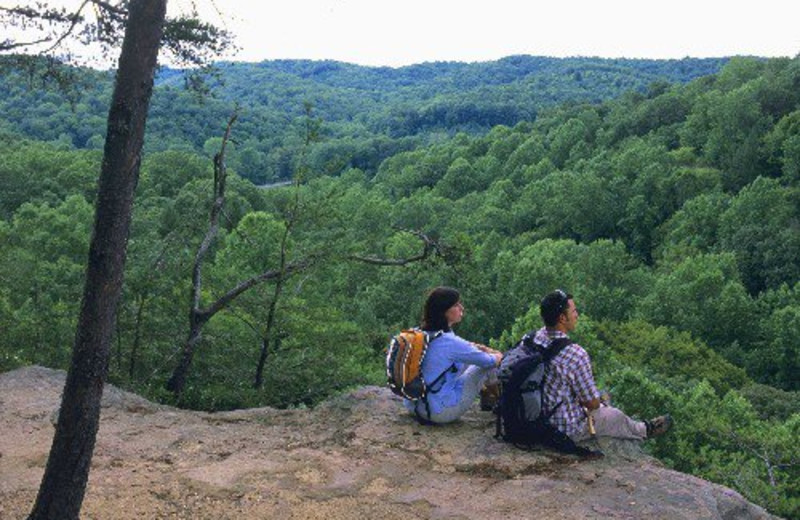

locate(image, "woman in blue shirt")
[[405, 287, 501, 423]]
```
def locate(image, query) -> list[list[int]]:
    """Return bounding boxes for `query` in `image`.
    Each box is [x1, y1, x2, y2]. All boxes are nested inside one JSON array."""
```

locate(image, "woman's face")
[[445, 300, 464, 327]]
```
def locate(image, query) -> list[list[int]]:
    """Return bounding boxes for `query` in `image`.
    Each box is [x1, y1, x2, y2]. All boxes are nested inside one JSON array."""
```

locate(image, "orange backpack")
[[386, 328, 443, 400]]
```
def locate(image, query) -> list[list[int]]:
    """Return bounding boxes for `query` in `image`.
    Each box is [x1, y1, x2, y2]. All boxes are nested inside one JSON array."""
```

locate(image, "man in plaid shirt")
[[538, 290, 672, 441]]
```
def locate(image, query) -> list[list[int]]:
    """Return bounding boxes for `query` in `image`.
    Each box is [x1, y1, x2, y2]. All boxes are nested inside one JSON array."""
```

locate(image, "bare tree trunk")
[[165, 114, 315, 395], [115, 313, 123, 372], [254, 276, 284, 388], [28, 1, 166, 519], [255, 335, 271, 387], [255, 183, 295, 389], [128, 294, 147, 379], [166, 312, 209, 393], [165, 115, 233, 395]]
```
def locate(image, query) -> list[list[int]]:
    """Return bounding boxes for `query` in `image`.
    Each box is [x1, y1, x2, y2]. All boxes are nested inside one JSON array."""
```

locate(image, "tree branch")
[[199, 258, 314, 322], [190, 111, 237, 310], [0, 37, 52, 52], [349, 229, 442, 266], [40, 0, 92, 55], [89, 0, 127, 16], [2, 0, 235, 67]]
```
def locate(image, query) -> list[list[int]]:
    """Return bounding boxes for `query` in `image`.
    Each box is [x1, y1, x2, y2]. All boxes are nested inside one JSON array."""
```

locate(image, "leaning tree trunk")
[[164, 116, 233, 395], [254, 276, 284, 388], [255, 205, 293, 389], [165, 312, 209, 393], [128, 293, 148, 379], [28, 1, 166, 519]]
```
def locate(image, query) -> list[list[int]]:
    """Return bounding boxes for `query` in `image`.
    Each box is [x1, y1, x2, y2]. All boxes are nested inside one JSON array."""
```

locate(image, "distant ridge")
[[0, 54, 730, 183]]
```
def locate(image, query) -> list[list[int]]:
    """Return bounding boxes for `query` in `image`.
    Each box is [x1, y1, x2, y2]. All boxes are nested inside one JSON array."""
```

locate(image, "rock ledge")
[[0, 366, 779, 519]]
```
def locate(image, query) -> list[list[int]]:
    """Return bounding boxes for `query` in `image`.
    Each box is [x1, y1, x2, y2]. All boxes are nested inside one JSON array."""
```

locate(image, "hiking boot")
[[479, 382, 500, 411], [645, 414, 673, 438]]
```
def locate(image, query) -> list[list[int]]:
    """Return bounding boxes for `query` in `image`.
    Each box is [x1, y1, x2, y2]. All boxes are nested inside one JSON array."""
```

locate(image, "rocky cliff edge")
[[0, 366, 779, 519]]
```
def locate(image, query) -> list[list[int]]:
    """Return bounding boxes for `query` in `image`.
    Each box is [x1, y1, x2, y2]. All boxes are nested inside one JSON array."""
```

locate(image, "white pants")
[[421, 365, 495, 424]]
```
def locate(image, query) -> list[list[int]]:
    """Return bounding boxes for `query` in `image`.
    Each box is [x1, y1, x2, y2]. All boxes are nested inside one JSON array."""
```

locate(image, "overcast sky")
[[4, 1, 799, 67], [183, 0, 800, 67]]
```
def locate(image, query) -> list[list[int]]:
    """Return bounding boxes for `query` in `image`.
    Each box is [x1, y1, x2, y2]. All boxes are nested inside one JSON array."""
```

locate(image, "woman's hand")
[[472, 342, 502, 366], [473, 342, 501, 356], [493, 352, 503, 366]]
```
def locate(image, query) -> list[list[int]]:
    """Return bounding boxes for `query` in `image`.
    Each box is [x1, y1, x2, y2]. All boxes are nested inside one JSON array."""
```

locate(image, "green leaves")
[[639, 253, 758, 355], [719, 177, 800, 294]]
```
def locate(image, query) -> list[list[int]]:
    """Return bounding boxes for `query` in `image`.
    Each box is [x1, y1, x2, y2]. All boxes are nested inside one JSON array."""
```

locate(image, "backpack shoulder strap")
[[519, 330, 538, 349], [426, 329, 444, 342], [541, 337, 572, 362], [424, 330, 456, 393], [415, 329, 456, 425]]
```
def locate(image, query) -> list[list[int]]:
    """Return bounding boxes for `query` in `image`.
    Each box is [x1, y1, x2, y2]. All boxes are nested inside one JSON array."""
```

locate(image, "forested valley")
[[1, 54, 798, 517]]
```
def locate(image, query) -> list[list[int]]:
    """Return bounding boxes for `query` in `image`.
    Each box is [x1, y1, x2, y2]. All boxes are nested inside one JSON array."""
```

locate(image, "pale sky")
[[4, 0, 800, 67], [187, 0, 800, 67]]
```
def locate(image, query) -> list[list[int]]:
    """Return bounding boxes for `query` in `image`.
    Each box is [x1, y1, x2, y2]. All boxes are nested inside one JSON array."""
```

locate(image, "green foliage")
[[0, 55, 728, 184], [157, 301, 379, 411], [493, 239, 651, 329], [750, 304, 800, 390], [637, 253, 758, 358], [718, 177, 800, 295], [654, 190, 728, 263], [669, 383, 800, 518], [600, 367, 678, 447], [739, 383, 800, 421], [0, 139, 100, 219], [606, 374, 800, 518], [4, 55, 800, 518], [594, 320, 749, 394], [215, 211, 288, 273], [0, 195, 92, 368], [138, 150, 212, 199]]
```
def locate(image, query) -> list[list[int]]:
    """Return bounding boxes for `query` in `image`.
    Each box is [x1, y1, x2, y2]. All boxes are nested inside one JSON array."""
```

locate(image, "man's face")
[[560, 299, 579, 331]]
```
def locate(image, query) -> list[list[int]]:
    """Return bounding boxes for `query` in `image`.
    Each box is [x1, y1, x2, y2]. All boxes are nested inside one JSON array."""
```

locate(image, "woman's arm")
[[448, 336, 499, 367]]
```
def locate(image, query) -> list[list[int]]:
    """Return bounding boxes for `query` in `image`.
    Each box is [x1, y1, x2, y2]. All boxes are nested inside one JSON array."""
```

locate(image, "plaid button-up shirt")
[[535, 328, 601, 437]]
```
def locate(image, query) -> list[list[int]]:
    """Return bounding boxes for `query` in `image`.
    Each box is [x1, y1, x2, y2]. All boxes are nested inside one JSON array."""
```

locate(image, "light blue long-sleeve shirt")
[[403, 331, 496, 416]]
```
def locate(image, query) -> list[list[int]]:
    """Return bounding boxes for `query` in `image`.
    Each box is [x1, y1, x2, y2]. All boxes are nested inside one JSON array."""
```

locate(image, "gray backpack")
[[495, 333, 600, 457]]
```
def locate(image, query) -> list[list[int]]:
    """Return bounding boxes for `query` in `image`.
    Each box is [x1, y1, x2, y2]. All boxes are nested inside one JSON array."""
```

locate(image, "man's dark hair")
[[540, 289, 573, 327]]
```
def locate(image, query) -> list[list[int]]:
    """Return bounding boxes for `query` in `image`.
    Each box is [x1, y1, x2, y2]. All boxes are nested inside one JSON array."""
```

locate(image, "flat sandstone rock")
[[0, 366, 778, 519]]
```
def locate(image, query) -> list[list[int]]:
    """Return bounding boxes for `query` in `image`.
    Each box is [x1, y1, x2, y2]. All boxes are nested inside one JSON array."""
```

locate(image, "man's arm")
[[570, 344, 602, 410]]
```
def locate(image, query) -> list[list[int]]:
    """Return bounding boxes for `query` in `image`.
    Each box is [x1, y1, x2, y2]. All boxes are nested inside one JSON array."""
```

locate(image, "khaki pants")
[[572, 405, 647, 441]]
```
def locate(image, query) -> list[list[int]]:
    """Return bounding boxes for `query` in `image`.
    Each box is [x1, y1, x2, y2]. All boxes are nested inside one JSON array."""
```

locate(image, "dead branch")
[[199, 258, 313, 321], [349, 229, 442, 266], [40, 0, 92, 55], [189, 111, 237, 310]]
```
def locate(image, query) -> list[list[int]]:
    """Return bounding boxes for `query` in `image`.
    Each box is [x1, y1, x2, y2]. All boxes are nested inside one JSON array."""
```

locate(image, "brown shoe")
[[645, 414, 673, 438], [479, 382, 500, 411]]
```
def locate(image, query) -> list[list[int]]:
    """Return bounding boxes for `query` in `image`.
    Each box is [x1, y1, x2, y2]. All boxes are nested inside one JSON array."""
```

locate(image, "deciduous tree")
[[2, 2, 232, 518]]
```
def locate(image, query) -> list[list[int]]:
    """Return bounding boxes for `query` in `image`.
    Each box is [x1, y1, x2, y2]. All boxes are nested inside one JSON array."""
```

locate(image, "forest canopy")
[[0, 54, 727, 183], [1, 54, 799, 517]]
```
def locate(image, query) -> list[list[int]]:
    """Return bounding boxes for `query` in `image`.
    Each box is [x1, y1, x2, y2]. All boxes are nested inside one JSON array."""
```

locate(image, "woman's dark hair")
[[540, 289, 573, 327], [421, 286, 461, 332]]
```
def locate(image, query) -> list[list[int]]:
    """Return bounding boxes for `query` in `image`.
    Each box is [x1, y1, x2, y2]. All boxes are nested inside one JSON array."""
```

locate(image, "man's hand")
[[581, 397, 601, 411], [582, 390, 611, 411]]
